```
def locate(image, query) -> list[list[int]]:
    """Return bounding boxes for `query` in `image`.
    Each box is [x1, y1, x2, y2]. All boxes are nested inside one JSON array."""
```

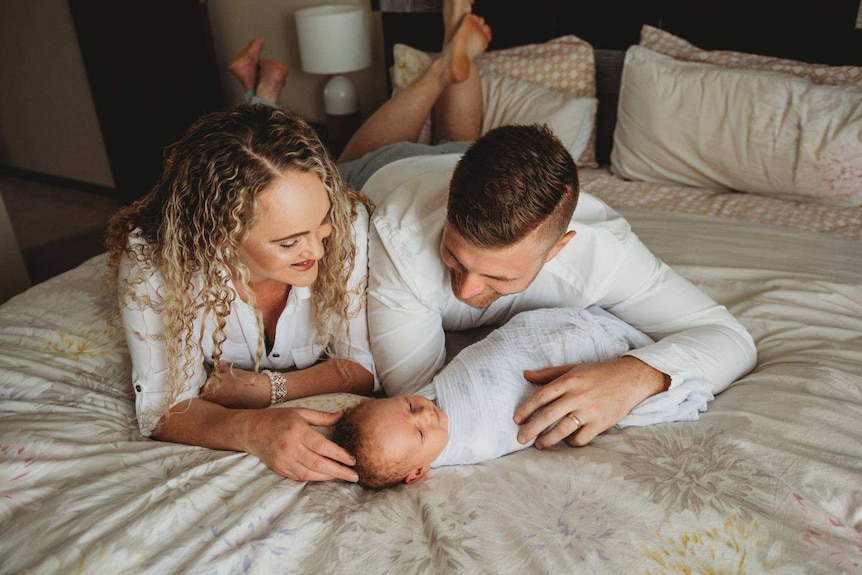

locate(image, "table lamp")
[[295, 4, 372, 143]]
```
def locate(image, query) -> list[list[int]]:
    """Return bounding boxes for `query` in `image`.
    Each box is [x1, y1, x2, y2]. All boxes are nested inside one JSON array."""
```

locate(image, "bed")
[[2, 2, 861, 573]]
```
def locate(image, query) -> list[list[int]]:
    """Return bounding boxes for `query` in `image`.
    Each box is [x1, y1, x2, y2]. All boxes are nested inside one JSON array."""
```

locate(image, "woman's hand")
[[154, 399, 357, 483], [242, 406, 359, 483], [513, 356, 669, 449]]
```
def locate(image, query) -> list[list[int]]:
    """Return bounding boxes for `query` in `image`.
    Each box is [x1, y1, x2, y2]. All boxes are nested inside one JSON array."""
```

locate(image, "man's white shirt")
[[363, 154, 756, 397]]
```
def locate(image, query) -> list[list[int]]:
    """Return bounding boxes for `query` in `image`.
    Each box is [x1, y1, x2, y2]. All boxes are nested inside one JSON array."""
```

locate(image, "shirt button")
[[135, 384, 142, 392], [272, 353, 280, 358]]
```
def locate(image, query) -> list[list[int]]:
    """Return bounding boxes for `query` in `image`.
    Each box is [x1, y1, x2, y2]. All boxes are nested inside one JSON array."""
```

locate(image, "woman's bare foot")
[[255, 58, 289, 103], [440, 14, 492, 84], [229, 39, 264, 93], [443, 0, 474, 45]]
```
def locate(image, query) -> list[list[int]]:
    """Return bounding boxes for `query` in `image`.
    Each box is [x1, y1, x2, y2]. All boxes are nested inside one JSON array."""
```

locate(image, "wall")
[[0, 0, 388, 190], [208, 0, 388, 122], [0, 0, 114, 188]]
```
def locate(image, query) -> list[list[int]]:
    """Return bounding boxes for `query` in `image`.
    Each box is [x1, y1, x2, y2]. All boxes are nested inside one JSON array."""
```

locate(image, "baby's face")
[[363, 395, 449, 474]]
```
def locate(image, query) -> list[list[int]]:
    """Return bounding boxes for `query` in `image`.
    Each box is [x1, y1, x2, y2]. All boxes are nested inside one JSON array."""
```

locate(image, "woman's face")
[[237, 170, 333, 287]]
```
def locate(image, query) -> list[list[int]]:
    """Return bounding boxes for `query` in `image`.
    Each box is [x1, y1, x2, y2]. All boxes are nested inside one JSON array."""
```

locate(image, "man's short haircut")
[[447, 124, 579, 249]]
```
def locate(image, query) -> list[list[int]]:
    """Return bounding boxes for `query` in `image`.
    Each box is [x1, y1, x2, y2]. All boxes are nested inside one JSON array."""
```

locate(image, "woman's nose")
[[304, 232, 326, 260]]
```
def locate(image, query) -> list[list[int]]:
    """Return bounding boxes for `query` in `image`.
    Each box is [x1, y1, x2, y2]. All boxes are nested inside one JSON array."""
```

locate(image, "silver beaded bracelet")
[[262, 369, 288, 405]]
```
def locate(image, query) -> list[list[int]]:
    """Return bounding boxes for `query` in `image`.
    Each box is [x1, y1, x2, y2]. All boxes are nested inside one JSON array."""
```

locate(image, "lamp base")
[[323, 74, 362, 148]]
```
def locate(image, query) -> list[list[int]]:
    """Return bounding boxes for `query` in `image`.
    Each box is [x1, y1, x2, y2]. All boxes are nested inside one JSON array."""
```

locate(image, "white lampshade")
[[295, 4, 372, 139], [295, 5, 372, 75]]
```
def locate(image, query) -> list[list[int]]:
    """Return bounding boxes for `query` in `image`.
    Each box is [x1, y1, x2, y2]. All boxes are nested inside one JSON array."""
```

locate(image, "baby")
[[332, 307, 714, 489]]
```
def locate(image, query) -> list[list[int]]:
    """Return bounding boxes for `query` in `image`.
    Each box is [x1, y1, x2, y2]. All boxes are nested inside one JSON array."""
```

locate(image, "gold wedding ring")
[[566, 412, 582, 429]]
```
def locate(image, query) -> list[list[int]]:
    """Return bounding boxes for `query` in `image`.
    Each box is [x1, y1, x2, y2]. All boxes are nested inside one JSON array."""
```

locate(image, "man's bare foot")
[[443, 0, 474, 45], [229, 39, 264, 93], [255, 58, 289, 103], [441, 14, 492, 84]]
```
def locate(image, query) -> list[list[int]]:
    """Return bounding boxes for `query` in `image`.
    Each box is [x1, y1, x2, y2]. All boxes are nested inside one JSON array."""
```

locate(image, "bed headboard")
[[373, 0, 861, 65], [372, 0, 862, 165]]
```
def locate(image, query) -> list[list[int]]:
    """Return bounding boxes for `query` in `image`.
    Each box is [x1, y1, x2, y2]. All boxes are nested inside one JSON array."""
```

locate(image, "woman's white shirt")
[[120, 206, 375, 437]]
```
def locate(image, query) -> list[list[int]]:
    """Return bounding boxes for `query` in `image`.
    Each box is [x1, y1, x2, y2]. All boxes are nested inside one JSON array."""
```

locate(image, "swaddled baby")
[[332, 307, 713, 489]]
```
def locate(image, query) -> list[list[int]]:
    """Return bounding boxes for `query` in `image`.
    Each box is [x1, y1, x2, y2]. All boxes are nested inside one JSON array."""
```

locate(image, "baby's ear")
[[405, 466, 429, 484]]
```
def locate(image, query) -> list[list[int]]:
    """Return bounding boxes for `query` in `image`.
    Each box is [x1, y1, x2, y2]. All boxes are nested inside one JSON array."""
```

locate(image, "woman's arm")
[[152, 397, 359, 482], [203, 360, 373, 409], [119, 250, 209, 437]]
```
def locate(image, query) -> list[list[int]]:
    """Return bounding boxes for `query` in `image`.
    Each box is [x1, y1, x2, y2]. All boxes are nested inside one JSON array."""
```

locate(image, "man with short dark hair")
[[364, 123, 756, 449]]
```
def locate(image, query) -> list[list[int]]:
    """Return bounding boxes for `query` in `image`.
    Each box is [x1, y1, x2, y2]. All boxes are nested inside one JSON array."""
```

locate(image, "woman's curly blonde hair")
[[104, 104, 371, 427]]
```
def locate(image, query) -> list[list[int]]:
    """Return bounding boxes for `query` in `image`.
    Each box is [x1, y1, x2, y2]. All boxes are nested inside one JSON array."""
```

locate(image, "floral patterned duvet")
[[1, 206, 860, 574]]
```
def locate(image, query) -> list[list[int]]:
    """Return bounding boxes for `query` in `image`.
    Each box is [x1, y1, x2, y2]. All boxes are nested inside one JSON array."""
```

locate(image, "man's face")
[[440, 224, 558, 309]]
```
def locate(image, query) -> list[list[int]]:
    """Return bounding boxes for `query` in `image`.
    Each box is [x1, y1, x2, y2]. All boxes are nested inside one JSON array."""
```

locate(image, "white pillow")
[[480, 70, 597, 162], [389, 41, 599, 165], [390, 39, 599, 166], [611, 45, 862, 207]]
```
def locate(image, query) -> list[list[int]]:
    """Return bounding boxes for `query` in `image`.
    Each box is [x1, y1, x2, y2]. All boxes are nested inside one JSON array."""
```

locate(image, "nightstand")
[[306, 119, 354, 160]]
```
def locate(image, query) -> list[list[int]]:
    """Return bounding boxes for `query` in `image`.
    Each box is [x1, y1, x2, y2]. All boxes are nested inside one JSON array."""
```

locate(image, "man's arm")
[[515, 239, 756, 448], [366, 225, 447, 396], [599, 240, 756, 393]]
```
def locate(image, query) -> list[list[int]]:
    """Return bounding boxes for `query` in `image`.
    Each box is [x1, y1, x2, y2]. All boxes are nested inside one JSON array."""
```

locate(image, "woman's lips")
[[291, 260, 315, 271]]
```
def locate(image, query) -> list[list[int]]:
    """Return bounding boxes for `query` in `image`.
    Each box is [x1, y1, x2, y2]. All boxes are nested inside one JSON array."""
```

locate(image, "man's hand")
[[242, 407, 359, 483], [513, 356, 670, 448]]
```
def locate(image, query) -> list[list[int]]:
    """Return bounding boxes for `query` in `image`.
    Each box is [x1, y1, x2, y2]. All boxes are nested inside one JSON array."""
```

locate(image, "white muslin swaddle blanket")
[[423, 307, 714, 467]]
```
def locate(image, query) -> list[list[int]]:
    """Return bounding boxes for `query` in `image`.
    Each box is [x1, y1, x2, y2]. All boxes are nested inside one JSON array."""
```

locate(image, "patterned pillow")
[[640, 25, 862, 87], [390, 35, 599, 167], [476, 35, 596, 95]]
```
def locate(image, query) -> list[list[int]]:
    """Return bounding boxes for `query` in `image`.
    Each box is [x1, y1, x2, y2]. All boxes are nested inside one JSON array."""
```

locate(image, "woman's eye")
[[280, 240, 299, 249], [408, 402, 414, 412]]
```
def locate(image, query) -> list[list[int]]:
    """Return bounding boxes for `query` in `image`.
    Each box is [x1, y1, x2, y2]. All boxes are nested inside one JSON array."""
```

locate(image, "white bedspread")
[[1, 207, 860, 574]]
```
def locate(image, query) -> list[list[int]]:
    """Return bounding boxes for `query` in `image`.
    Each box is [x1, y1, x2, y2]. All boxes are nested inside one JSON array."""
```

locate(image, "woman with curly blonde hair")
[[105, 104, 375, 483]]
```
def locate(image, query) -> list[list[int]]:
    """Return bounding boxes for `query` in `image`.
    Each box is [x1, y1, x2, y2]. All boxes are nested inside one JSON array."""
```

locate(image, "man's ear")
[[405, 466, 429, 484], [545, 230, 576, 263]]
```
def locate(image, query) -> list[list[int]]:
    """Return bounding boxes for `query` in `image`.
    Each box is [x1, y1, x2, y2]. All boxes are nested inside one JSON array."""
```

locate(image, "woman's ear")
[[405, 466, 429, 484]]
